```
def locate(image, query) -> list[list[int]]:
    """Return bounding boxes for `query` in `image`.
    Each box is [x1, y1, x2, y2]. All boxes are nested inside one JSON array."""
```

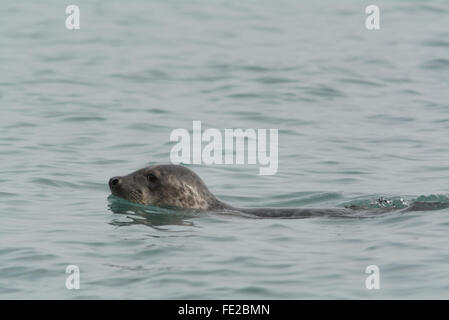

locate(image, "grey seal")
[[109, 164, 449, 218]]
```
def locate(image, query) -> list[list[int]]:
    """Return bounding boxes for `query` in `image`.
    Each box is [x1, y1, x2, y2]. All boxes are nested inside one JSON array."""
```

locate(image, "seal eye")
[[147, 173, 158, 183]]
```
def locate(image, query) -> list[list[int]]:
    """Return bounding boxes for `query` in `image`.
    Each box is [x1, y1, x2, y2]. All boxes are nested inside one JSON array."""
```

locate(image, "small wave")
[[423, 40, 449, 48], [0, 191, 18, 198], [414, 194, 449, 203], [107, 195, 198, 228], [62, 116, 106, 122], [422, 58, 449, 70], [339, 78, 384, 87], [341, 194, 449, 211], [340, 196, 409, 209], [147, 108, 170, 114], [252, 77, 297, 84], [304, 85, 344, 99], [228, 92, 262, 99], [31, 177, 80, 189]]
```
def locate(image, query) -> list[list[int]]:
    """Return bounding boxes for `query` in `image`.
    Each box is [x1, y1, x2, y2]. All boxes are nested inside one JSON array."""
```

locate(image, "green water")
[[1, 0, 449, 299]]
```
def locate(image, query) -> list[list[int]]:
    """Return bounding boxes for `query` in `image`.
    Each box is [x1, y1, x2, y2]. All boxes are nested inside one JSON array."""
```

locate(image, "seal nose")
[[109, 176, 121, 187]]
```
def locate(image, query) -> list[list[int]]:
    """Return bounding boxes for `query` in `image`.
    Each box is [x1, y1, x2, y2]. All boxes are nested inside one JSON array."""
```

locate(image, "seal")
[[109, 164, 449, 218], [109, 164, 226, 210]]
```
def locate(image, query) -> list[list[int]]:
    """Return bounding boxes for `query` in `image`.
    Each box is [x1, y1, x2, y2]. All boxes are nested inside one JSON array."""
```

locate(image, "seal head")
[[109, 164, 224, 210]]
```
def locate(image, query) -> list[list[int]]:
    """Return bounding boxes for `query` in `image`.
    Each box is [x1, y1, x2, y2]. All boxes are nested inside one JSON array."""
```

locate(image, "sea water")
[[0, 0, 448, 299]]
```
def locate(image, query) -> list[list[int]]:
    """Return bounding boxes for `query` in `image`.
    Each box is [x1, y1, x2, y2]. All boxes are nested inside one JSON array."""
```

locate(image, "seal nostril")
[[109, 177, 120, 186]]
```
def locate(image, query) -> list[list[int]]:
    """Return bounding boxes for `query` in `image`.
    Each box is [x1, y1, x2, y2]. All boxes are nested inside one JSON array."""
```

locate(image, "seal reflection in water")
[[109, 164, 449, 219]]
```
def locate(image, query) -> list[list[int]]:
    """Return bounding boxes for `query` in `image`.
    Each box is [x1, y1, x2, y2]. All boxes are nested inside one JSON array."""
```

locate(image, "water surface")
[[1, 0, 449, 299]]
